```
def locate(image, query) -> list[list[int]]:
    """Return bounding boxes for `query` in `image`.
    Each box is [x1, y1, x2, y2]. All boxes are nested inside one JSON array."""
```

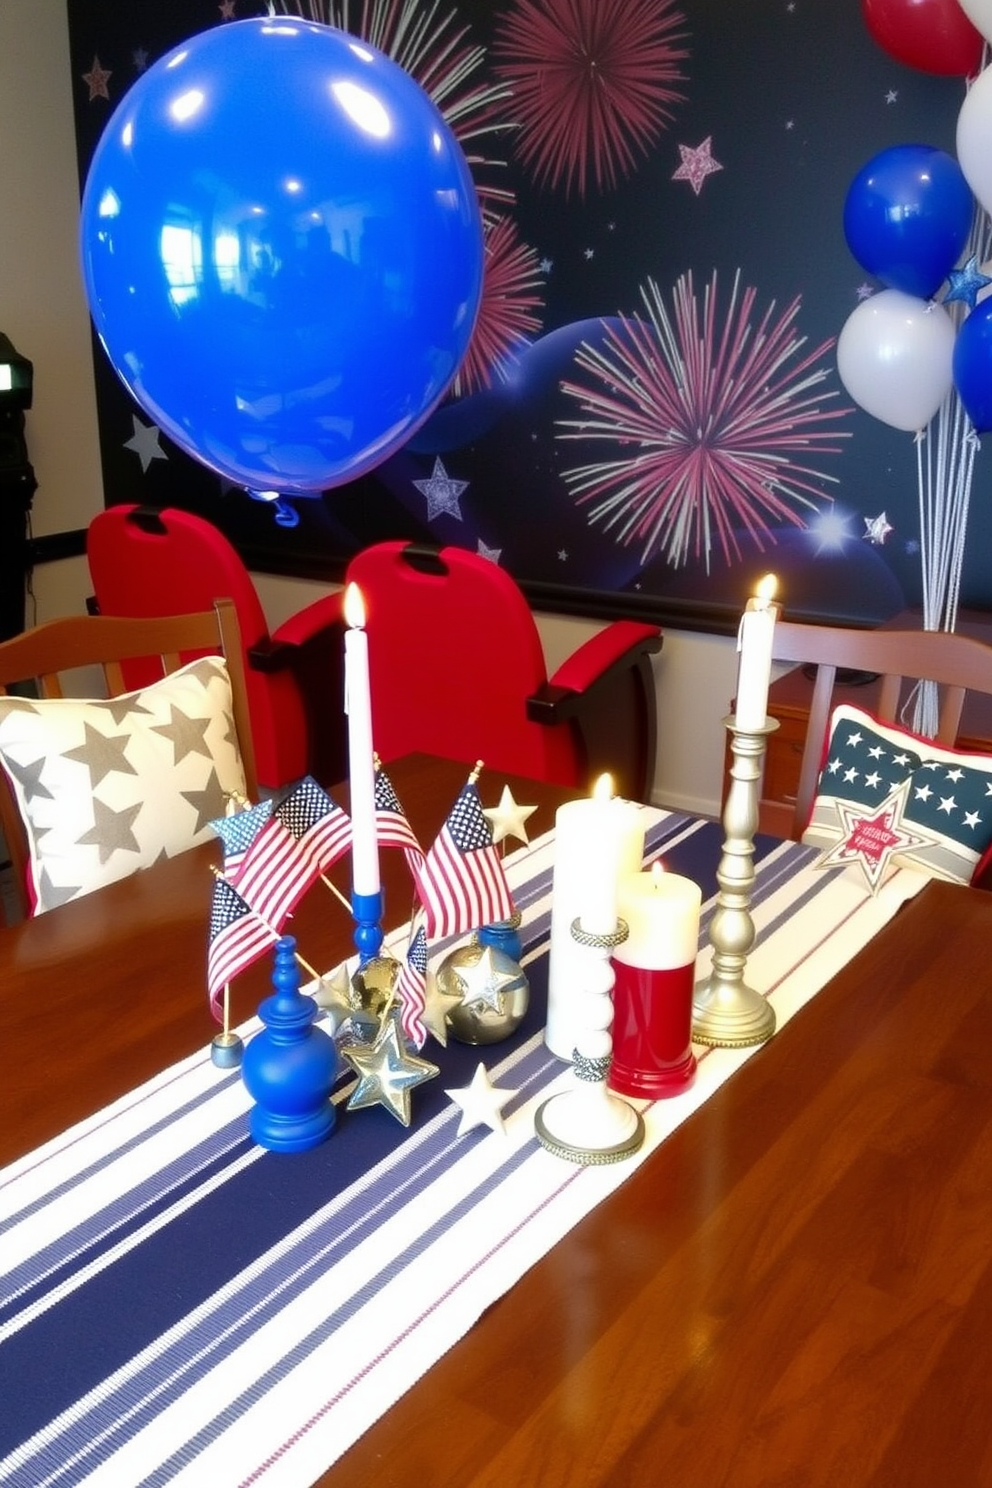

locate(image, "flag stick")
[[208, 865, 321, 983], [222, 981, 232, 1038], [320, 872, 353, 912]]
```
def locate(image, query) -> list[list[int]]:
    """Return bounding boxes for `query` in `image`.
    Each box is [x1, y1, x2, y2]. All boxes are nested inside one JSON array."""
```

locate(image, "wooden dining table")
[[3, 753, 992, 1486]]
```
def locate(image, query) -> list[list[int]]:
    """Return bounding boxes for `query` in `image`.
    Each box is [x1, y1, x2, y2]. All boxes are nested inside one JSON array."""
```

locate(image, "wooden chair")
[[87, 504, 347, 790], [763, 618, 992, 840], [0, 600, 256, 924]]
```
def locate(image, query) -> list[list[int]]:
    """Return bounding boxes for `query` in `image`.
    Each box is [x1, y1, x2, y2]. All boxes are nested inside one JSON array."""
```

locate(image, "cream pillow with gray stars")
[[0, 656, 247, 914]]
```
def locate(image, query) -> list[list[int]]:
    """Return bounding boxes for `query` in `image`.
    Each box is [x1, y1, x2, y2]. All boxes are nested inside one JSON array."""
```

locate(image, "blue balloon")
[[953, 297, 992, 433], [79, 19, 483, 498], [843, 144, 974, 299]]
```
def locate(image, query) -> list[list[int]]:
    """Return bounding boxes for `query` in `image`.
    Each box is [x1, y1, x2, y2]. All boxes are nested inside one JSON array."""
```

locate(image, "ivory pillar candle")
[[343, 582, 380, 899], [545, 780, 645, 1061], [734, 573, 780, 733], [608, 862, 701, 1099]]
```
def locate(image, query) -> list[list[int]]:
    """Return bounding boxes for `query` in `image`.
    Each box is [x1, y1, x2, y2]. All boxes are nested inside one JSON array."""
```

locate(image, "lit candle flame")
[[343, 582, 366, 629], [650, 860, 665, 885], [592, 772, 614, 802], [755, 573, 778, 602]]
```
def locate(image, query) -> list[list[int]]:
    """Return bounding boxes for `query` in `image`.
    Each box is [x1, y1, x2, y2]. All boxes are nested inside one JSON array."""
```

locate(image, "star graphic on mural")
[[856, 282, 875, 300], [584, 247, 595, 259], [817, 781, 935, 892], [124, 415, 167, 473], [540, 257, 553, 274], [944, 254, 992, 311], [412, 457, 468, 521], [82, 56, 112, 101], [219, 0, 237, 17], [672, 137, 723, 195], [863, 511, 893, 545], [477, 539, 502, 563], [885, 89, 898, 104]]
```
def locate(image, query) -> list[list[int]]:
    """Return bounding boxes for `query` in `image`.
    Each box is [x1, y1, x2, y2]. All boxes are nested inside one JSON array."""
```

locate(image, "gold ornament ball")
[[437, 940, 529, 1045]]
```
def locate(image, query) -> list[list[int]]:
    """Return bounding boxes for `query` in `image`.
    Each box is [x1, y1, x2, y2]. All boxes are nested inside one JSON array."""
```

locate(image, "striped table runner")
[[0, 809, 927, 1488]]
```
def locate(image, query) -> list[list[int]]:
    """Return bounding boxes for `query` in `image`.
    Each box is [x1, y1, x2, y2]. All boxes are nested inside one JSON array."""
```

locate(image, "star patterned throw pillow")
[[803, 703, 992, 888], [0, 656, 246, 914]]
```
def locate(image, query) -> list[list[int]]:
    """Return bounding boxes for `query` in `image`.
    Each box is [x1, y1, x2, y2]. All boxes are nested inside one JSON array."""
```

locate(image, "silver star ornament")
[[341, 1009, 440, 1126]]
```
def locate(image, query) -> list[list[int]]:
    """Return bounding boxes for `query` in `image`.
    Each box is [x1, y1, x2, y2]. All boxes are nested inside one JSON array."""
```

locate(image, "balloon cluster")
[[839, 1, 992, 436], [79, 19, 484, 512]]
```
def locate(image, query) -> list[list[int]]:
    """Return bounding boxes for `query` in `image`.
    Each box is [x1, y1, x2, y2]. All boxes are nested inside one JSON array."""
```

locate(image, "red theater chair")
[[344, 541, 662, 802], [86, 504, 346, 790]]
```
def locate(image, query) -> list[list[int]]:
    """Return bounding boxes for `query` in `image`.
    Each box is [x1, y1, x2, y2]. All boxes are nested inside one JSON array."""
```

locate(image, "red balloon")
[[862, 0, 984, 75]]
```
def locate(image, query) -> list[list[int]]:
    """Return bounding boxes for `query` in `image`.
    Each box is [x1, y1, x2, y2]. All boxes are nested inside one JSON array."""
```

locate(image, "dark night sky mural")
[[65, 0, 992, 631]]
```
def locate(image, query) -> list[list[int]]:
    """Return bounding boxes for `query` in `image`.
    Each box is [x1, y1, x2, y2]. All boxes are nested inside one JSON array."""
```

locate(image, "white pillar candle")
[[343, 582, 380, 898], [545, 778, 646, 1060], [614, 861, 702, 971], [734, 573, 780, 732]]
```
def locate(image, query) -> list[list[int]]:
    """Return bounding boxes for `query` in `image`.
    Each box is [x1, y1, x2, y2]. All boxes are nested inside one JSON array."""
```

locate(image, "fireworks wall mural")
[[65, 0, 990, 630]]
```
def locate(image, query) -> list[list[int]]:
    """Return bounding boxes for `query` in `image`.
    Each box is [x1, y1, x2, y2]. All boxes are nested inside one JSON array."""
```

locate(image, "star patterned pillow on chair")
[[803, 703, 992, 887], [0, 656, 247, 914]]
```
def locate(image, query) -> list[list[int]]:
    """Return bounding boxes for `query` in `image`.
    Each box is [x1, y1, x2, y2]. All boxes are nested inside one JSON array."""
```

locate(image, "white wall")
[[1, 0, 737, 817]]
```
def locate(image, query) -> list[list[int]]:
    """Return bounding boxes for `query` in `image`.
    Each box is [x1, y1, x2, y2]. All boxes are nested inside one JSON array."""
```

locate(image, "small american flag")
[[206, 875, 278, 1020], [233, 776, 352, 931], [375, 765, 425, 872], [208, 798, 274, 876], [396, 921, 428, 1048], [413, 780, 514, 939]]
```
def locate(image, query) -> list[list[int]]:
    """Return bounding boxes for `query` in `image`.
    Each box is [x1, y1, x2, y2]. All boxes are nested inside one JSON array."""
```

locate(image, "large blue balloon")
[[953, 297, 992, 432], [79, 19, 484, 498], [843, 144, 974, 299]]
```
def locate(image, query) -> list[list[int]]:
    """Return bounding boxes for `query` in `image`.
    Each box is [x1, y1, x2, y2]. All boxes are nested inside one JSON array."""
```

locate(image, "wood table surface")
[[4, 757, 992, 1486]]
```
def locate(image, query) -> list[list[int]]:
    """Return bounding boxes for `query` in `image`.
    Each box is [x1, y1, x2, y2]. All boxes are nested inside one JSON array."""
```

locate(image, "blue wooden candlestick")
[[352, 887, 384, 964], [241, 936, 338, 1152]]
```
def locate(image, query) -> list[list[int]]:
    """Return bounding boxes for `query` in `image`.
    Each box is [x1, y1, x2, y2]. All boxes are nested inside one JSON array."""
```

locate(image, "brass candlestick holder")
[[692, 715, 779, 1048]]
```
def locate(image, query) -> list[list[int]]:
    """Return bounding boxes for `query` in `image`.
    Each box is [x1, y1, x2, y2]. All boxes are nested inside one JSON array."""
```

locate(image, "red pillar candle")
[[609, 861, 701, 1099]]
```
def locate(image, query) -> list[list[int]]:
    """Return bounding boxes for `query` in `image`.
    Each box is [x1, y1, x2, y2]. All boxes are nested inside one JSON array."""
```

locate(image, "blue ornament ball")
[[79, 18, 484, 498]]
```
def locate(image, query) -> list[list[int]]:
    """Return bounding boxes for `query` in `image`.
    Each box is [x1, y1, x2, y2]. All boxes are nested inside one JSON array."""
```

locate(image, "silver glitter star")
[[341, 1009, 440, 1126], [412, 457, 468, 521], [863, 511, 893, 545]]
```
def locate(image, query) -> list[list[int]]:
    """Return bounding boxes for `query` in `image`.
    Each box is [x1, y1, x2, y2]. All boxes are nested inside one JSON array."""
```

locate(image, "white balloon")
[[836, 289, 956, 433], [957, 63, 992, 216], [957, 0, 992, 44]]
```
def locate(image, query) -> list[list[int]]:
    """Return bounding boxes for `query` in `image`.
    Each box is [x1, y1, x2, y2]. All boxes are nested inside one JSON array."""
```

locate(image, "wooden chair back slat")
[[767, 620, 992, 839]]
